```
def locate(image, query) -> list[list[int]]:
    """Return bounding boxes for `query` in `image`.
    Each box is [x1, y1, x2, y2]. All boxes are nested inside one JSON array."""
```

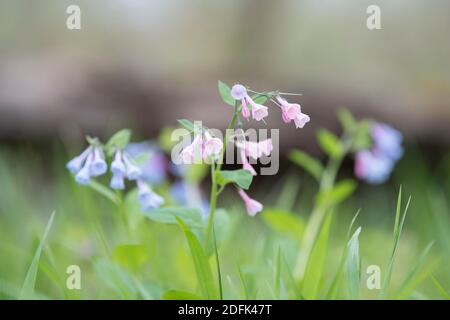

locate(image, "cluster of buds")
[[66, 138, 164, 211], [354, 122, 403, 184]]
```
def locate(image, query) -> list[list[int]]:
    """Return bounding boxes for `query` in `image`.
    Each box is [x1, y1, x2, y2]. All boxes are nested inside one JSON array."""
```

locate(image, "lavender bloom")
[[354, 150, 394, 184], [89, 147, 107, 177], [123, 154, 142, 180], [75, 152, 94, 185], [110, 172, 125, 190], [137, 180, 164, 211], [66, 146, 92, 174], [111, 150, 126, 175], [371, 122, 403, 161], [126, 142, 167, 185]]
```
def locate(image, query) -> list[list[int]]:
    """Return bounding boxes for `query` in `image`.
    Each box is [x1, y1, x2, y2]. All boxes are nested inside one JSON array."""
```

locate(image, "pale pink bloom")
[[231, 84, 247, 100], [240, 149, 257, 176], [203, 132, 223, 160], [238, 189, 263, 216], [241, 98, 251, 120], [180, 135, 203, 164], [248, 97, 269, 122], [276, 96, 310, 128], [237, 138, 273, 160], [257, 138, 273, 157]]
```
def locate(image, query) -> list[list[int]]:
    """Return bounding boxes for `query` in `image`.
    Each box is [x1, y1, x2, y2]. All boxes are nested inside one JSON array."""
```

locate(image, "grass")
[[0, 142, 448, 300]]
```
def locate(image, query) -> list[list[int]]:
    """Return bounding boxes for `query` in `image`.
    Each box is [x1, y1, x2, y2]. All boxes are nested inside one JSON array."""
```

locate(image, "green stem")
[[294, 136, 352, 279], [205, 102, 239, 249]]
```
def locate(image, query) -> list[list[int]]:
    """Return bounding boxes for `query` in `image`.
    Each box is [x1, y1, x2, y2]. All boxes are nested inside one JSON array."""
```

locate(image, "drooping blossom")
[[240, 149, 257, 176], [231, 84, 269, 122], [371, 122, 403, 161], [180, 131, 223, 164], [354, 150, 394, 184], [180, 134, 203, 164], [203, 131, 223, 160], [238, 188, 263, 216], [137, 179, 164, 211], [109, 149, 142, 189], [66, 145, 107, 185], [126, 142, 167, 185], [276, 96, 310, 128], [237, 138, 273, 160]]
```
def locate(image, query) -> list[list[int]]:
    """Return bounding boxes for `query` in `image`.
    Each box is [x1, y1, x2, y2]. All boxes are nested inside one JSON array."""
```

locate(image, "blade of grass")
[[381, 189, 411, 298], [237, 264, 249, 300], [431, 275, 450, 299], [19, 211, 56, 300], [274, 247, 281, 299], [345, 227, 362, 299], [213, 225, 223, 300]]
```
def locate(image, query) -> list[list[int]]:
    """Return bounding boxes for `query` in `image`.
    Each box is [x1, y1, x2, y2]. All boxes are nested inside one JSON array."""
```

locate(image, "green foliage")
[[218, 81, 235, 106], [289, 150, 323, 181], [105, 129, 132, 155], [216, 169, 253, 190], [142, 207, 204, 228], [345, 227, 361, 299], [317, 129, 344, 159], [112, 244, 148, 274], [261, 208, 305, 239], [317, 179, 357, 208]]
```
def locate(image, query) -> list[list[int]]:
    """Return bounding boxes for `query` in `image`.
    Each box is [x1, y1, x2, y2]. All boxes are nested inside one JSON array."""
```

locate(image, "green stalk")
[[294, 136, 352, 279], [205, 101, 240, 248]]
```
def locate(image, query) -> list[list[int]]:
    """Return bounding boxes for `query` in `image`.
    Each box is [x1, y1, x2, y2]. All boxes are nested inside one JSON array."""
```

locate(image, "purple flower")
[[137, 180, 164, 211], [110, 172, 125, 190], [67, 146, 107, 185], [354, 150, 394, 184], [109, 149, 142, 189], [126, 142, 167, 185], [372, 122, 403, 161]]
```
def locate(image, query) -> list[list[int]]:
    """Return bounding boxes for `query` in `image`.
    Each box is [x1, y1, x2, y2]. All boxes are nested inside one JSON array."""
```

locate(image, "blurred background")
[[0, 0, 449, 299]]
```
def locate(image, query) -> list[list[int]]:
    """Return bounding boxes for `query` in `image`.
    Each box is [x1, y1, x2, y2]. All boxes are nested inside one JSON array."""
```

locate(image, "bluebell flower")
[[137, 180, 164, 211], [123, 153, 142, 180], [67, 145, 107, 185], [354, 150, 394, 184], [371, 122, 403, 161], [110, 172, 125, 190]]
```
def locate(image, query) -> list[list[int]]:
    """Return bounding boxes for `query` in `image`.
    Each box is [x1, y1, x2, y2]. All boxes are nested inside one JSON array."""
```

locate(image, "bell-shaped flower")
[[180, 135, 203, 164], [111, 150, 126, 175], [231, 84, 252, 120], [371, 122, 403, 161], [89, 147, 107, 177], [237, 138, 273, 160], [238, 188, 263, 216], [203, 131, 223, 160], [74, 152, 94, 185], [66, 146, 92, 174], [123, 153, 142, 180], [110, 172, 125, 190], [248, 97, 269, 122], [137, 180, 164, 211], [354, 150, 394, 184], [240, 149, 257, 176], [241, 98, 251, 120], [276, 96, 310, 128]]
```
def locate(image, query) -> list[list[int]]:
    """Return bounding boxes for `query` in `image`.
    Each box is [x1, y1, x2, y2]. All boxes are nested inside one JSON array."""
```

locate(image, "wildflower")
[[371, 122, 403, 161], [67, 145, 107, 185], [248, 97, 269, 122], [180, 135, 203, 164], [110, 172, 125, 190], [238, 189, 263, 216], [202, 131, 223, 160], [276, 96, 310, 128], [237, 138, 273, 160], [240, 149, 257, 176], [137, 180, 164, 211], [109, 149, 142, 189], [126, 142, 167, 185], [354, 150, 394, 184]]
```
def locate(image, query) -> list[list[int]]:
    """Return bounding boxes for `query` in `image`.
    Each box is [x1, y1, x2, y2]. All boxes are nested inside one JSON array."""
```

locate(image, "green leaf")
[[218, 80, 235, 106], [317, 129, 344, 159], [251, 94, 268, 105], [337, 108, 357, 132], [317, 179, 357, 208], [185, 164, 209, 184], [301, 212, 333, 299], [105, 129, 131, 154], [19, 211, 56, 299], [88, 180, 120, 205], [162, 290, 203, 300], [177, 217, 218, 299], [345, 227, 361, 299], [142, 207, 203, 228], [177, 119, 195, 132], [94, 259, 137, 299], [431, 276, 450, 299], [352, 121, 372, 151], [261, 208, 305, 239], [289, 150, 324, 181], [216, 169, 253, 190], [112, 244, 148, 274]]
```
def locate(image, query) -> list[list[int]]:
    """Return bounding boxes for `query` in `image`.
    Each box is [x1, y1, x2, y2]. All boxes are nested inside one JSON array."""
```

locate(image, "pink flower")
[[248, 97, 269, 122], [237, 138, 273, 160], [231, 84, 247, 100], [180, 135, 203, 164], [276, 96, 310, 128], [238, 189, 263, 216], [241, 98, 251, 120], [240, 149, 257, 176], [203, 132, 223, 160]]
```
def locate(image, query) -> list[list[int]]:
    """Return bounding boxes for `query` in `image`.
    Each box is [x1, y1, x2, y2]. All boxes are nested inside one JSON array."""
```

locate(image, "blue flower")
[[67, 145, 107, 185], [126, 142, 167, 185], [371, 122, 403, 161], [110, 172, 125, 190], [109, 150, 142, 189], [354, 150, 394, 184], [137, 180, 164, 211]]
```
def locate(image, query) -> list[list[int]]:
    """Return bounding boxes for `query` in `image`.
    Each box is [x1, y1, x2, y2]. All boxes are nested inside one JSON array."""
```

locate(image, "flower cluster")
[[66, 138, 165, 211], [231, 84, 310, 128], [354, 122, 403, 184], [180, 131, 224, 164]]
